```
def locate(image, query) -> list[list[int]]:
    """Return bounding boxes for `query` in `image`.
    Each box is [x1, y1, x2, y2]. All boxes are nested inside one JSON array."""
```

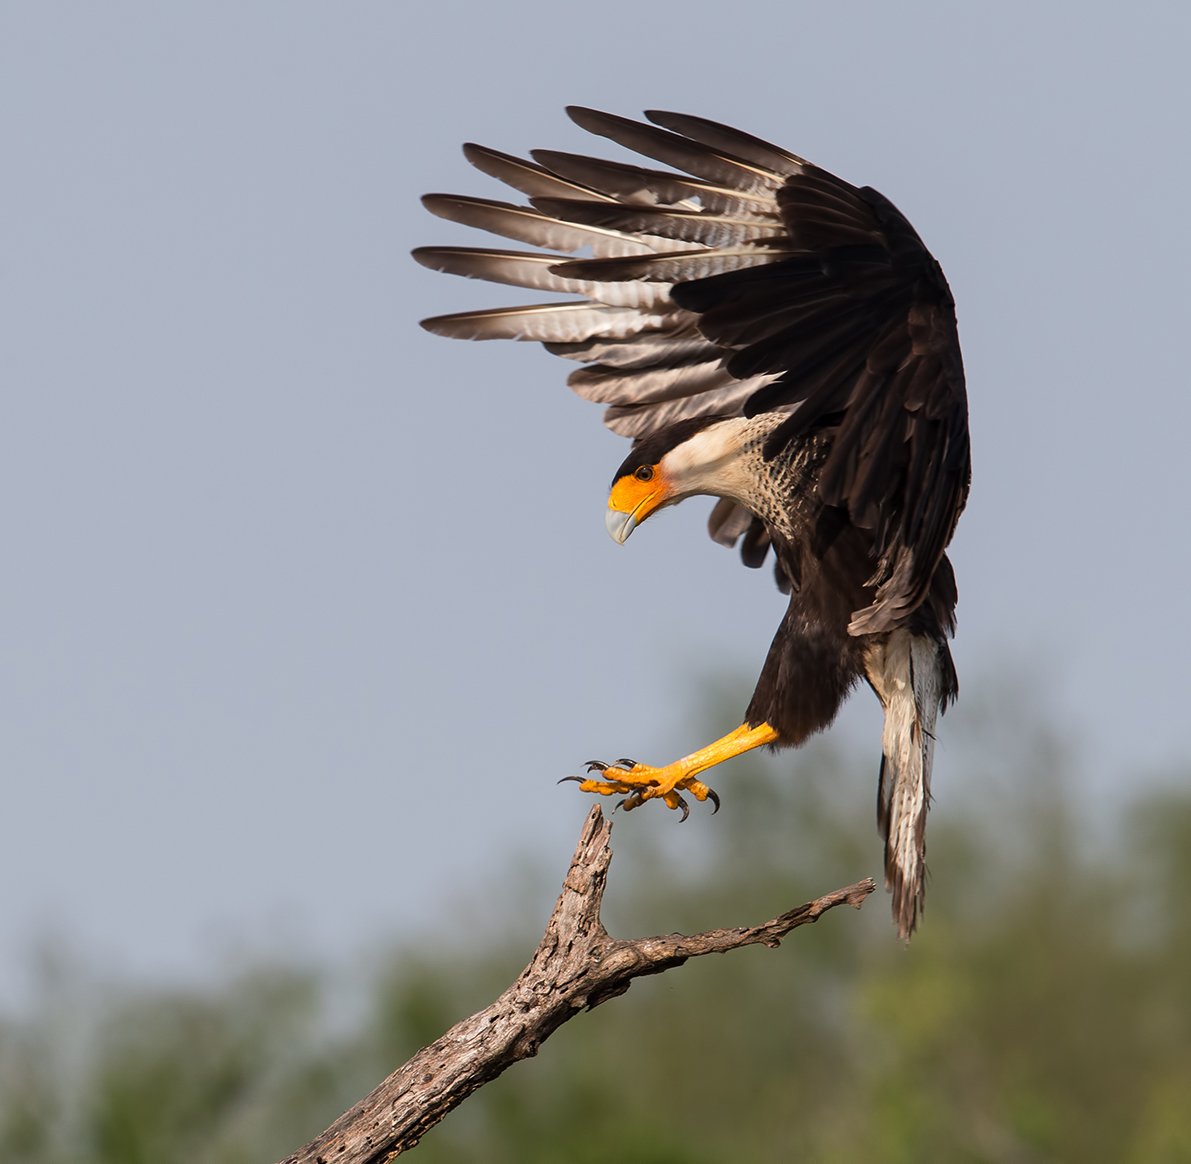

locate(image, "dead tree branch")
[[279, 806, 875, 1164]]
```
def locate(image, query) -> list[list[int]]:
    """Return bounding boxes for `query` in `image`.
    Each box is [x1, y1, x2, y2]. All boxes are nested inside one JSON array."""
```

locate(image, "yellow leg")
[[567, 722, 779, 818]]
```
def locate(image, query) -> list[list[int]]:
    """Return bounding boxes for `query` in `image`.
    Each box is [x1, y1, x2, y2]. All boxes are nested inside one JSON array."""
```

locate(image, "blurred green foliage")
[[4, 703, 1190, 1163]]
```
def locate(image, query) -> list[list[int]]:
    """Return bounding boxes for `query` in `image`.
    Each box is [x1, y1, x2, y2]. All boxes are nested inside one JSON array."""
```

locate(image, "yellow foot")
[[560, 758, 720, 822], [559, 724, 778, 821]]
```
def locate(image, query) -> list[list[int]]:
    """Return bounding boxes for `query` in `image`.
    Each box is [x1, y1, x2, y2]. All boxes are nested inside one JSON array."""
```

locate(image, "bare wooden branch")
[[280, 807, 875, 1164]]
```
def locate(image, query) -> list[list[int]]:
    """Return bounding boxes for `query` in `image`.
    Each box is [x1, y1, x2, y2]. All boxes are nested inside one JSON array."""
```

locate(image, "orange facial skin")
[[605, 464, 670, 543]]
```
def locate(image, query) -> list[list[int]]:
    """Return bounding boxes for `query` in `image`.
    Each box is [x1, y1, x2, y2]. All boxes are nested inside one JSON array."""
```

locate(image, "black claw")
[[585, 760, 608, 773], [558, 775, 586, 785], [707, 788, 721, 814], [615, 758, 639, 770], [676, 795, 690, 823]]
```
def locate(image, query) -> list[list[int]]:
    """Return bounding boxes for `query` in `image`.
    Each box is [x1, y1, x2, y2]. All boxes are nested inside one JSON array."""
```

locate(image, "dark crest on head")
[[611, 415, 731, 487]]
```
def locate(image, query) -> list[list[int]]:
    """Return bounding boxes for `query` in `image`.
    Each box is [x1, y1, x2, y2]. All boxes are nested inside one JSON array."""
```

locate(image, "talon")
[[566, 755, 722, 818]]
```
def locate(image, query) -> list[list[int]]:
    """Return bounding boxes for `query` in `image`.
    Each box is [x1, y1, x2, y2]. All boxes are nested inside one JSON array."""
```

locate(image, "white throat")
[[660, 416, 778, 506]]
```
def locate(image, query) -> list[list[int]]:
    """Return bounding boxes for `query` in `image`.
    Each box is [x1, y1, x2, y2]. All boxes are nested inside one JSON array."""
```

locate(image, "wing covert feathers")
[[417, 108, 969, 628]]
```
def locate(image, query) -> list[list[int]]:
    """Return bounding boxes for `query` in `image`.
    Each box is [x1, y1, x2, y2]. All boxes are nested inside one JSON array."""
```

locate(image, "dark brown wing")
[[417, 109, 968, 622], [668, 176, 970, 632]]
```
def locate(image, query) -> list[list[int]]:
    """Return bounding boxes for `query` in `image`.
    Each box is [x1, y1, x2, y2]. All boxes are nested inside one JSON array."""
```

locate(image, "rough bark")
[[279, 806, 875, 1164]]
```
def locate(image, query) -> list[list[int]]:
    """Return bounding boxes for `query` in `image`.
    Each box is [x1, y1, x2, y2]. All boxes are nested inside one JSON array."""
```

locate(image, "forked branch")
[[280, 806, 875, 1164]]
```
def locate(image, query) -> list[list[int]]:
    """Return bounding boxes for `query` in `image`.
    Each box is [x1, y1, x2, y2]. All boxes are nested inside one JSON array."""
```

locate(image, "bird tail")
[[868, 629, 956, 940]]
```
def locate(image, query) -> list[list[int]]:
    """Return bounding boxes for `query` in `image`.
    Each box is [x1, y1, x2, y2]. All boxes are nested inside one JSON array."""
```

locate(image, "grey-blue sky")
[[3, 2, 1188, 1004]]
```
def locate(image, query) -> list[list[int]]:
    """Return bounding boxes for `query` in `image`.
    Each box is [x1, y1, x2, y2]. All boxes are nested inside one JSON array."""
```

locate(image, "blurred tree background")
[[4, 685, 1190, 1164]]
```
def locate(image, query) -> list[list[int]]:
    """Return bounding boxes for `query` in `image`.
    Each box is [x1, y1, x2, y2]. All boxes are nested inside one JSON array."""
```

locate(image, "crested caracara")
[[415, 108, 970, 938]]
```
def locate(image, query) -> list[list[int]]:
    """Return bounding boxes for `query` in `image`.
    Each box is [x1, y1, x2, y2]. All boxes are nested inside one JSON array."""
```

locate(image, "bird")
[[414, 107, 970, 938]]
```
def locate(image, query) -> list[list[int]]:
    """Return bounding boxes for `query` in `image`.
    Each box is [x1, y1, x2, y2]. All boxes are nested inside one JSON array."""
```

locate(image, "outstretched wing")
[[416, 108, 969, 632]]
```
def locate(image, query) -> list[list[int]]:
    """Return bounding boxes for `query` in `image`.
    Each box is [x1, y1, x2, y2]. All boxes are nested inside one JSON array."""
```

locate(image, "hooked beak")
[[605, 471, 667, 545], [605, 506, 639, 544]]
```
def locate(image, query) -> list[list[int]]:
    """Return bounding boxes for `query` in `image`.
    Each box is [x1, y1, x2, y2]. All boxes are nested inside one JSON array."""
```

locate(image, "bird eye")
[[634, 465, 654, 482]]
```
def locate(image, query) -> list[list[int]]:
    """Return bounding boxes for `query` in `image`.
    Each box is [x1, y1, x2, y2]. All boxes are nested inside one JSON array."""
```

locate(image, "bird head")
[[605, 416, 746, 544], [605, 460, 670, 544]]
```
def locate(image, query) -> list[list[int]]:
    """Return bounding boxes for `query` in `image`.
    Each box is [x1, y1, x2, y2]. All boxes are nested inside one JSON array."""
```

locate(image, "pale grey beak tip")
[[605, 508, 637, 544]]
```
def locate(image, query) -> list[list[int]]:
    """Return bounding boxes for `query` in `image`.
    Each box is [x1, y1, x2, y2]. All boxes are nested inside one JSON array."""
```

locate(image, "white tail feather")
[[865, 630, 944, 939]]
